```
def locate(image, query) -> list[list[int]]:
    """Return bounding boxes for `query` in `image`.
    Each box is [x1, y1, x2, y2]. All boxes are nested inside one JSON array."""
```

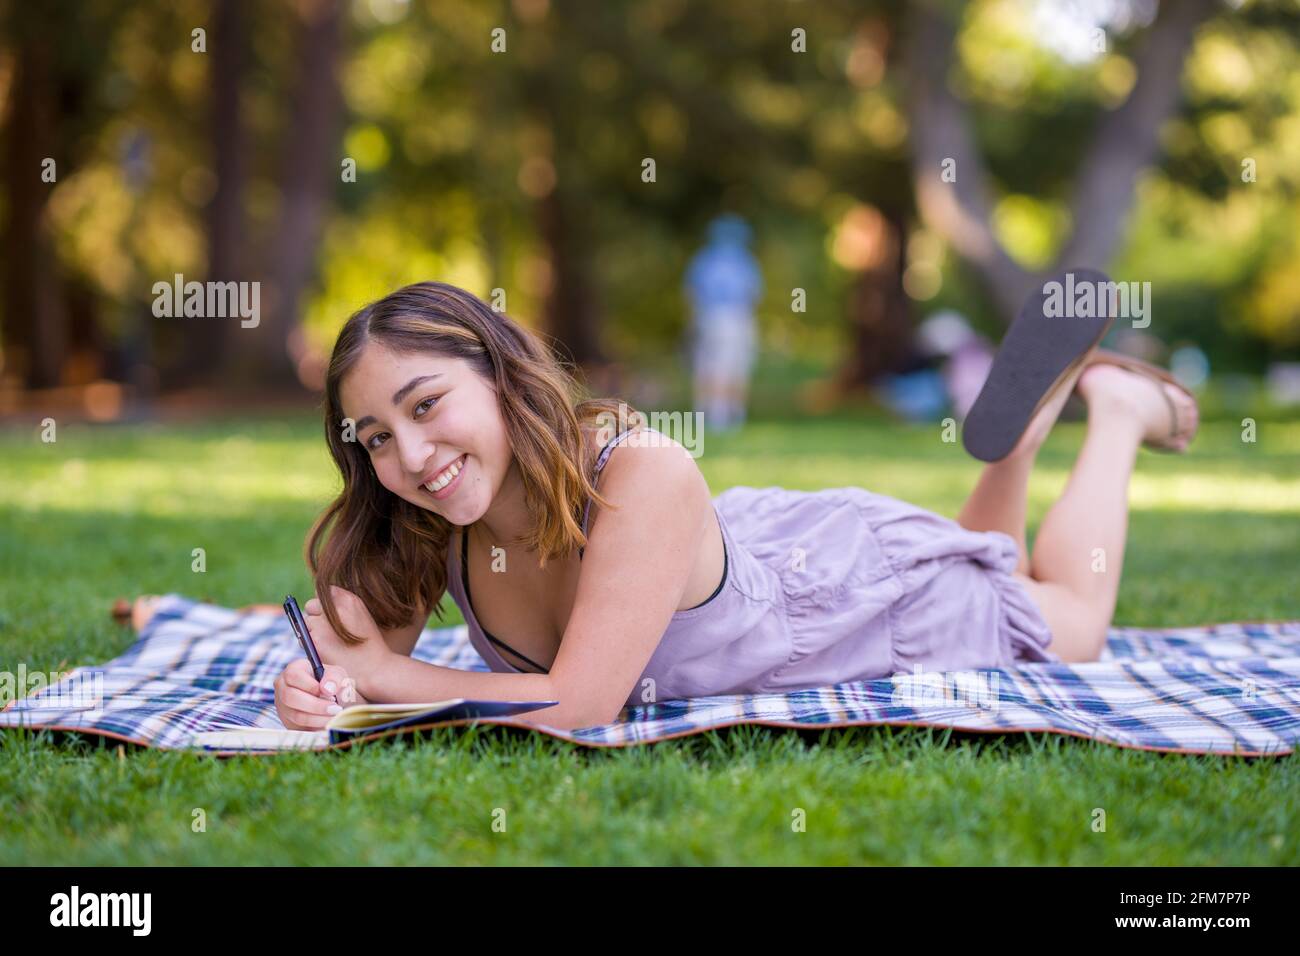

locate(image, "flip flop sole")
[[962, 267, 1118, 462]]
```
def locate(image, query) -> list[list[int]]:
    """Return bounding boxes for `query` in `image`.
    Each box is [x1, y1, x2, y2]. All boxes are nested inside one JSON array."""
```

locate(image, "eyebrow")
[[352, 373, 443, 432]]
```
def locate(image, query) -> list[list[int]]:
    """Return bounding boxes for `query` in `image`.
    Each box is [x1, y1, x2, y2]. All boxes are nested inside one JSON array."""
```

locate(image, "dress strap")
[[579, 426, 657, 558]]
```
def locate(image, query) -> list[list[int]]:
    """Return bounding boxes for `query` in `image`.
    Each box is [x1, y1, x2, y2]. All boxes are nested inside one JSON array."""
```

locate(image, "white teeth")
[[424, 456, 464, 493]]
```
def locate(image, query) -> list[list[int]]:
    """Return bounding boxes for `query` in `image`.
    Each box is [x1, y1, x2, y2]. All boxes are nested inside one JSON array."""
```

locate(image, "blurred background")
[[2, 0, 1300, 427]]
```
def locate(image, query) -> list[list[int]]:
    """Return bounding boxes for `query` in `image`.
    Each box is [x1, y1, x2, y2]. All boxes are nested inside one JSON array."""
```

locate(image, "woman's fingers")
[[279, 705, 332, 730], [276, 678, 335, 730], [318, 664, 352, 702], [281, 684, 342, 719], [281, 658, 324, 694]]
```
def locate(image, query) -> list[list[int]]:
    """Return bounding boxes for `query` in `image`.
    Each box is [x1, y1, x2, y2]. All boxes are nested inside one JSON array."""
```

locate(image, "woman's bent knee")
[[1014, 575, 1107, 662]]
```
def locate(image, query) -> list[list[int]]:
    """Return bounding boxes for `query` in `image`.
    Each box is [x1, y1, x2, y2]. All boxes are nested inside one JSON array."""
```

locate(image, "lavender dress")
[[445, 427, 1060, 710]]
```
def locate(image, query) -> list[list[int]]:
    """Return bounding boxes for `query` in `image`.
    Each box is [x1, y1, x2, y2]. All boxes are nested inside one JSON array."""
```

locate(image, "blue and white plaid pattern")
[[3, 593, 1298, 756]]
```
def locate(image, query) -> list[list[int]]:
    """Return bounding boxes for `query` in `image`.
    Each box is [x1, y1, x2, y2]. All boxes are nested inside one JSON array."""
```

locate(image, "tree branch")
[[906, 0, 1219, 322], [1052, 0, 1218, 272], [905, 0, 1034, 318]]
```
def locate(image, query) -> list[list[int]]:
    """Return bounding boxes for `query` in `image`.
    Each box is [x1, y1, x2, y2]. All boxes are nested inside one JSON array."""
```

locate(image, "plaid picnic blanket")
[[3, 593, 1299, 756]]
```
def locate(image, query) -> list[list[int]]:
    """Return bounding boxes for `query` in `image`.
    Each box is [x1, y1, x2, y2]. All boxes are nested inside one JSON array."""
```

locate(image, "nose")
[[393, 424, 434, 480]]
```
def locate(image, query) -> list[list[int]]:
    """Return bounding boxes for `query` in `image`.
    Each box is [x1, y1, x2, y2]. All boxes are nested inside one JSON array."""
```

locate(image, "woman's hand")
[[300, 585, 394, 699], [274, 659, 369, 730]]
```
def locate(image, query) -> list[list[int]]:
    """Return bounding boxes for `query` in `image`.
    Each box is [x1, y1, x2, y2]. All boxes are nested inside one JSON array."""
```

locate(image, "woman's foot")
[[1075, 363, 1199, 452], [111, 594, 165, 631], [961, 267, 1117, 462], [114, 595, 284, 632]]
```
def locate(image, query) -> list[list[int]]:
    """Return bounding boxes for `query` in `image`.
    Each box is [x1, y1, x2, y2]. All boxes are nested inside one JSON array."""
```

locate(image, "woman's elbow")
[[518, 699, 623, 732]]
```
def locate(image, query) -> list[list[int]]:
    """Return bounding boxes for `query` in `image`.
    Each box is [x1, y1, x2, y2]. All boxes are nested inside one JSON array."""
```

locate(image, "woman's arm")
[[368, 656, 564, 721], [331, 603, 427, 706], [513, 431, 713, 729], [377, 600, 431, 658], [308, 587, 571, 721]]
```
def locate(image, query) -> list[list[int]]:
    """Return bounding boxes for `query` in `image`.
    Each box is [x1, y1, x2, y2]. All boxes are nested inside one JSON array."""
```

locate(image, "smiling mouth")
[[421, 454, 467, 497]]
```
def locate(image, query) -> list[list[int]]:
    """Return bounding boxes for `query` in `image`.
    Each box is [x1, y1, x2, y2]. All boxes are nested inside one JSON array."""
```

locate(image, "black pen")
[[283, 593, 338, 705]]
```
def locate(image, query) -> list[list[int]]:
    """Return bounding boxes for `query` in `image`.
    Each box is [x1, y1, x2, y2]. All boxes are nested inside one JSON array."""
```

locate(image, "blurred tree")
[[522, 0, 607, 373], [907, 0, 1218, 320], [168, 0, 342, 391], [170, 0, 248, 388], [0, 5, 63, 389], [0, 1, 126, 389], [254, 0, 343, 386]]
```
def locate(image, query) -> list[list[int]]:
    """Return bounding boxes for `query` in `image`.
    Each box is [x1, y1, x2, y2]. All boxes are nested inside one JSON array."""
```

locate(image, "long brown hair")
[[305, 280, 645, 646]]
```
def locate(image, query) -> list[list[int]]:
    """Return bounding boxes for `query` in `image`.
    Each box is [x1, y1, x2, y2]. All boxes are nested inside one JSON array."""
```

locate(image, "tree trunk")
[[245, 0, 343, 389], [167, 0, 247, 389], [536, 184, 605, 371], [1053, 0, 1219, 270], [834, 205, 915, 391], [1, 30, 66, 389], [524, 41, 606, 376], [832, 14, 920, 394]]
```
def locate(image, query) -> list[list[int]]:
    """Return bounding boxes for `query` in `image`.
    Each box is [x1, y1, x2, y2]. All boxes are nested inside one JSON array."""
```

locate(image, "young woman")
[[273, 280, 1198, 732]]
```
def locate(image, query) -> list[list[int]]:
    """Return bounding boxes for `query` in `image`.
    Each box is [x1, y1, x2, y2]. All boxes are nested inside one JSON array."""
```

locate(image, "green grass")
[[1, 408, 1298, 864]]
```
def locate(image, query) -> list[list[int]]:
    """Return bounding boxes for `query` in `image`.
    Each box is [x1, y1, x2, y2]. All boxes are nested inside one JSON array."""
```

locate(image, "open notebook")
[[188, 698, 559, 752]]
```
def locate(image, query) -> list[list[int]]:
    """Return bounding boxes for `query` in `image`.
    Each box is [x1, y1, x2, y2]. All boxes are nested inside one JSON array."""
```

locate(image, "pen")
[[283, 593, 338, 705]]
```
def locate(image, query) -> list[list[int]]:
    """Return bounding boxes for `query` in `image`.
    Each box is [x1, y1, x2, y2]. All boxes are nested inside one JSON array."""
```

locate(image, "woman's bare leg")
[[1015, 363, 1199, 662], [121, 594, 280, 632], [956, 358, 1088, 575], [957, 455, 1035, 575]]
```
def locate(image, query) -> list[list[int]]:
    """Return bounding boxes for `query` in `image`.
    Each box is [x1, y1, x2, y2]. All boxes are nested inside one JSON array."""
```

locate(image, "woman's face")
[[339, 344, 512, 526]]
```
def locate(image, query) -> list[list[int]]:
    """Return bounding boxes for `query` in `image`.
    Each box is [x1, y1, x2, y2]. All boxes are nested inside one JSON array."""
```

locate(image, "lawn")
[[1, 400, 1298, 865]]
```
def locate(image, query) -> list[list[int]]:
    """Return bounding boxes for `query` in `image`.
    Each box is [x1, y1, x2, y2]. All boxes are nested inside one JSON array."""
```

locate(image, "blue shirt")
[[684, 243, 763, 314]]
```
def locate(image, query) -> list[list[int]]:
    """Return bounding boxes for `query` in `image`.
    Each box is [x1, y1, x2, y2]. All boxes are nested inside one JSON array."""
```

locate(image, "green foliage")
[[8, 0, 1300, 388]]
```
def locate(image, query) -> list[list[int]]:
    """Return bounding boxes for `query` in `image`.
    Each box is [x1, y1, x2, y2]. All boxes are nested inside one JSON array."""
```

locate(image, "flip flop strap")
[[1159, 381, 1179, 441], [1100, 353, 1183, 442]]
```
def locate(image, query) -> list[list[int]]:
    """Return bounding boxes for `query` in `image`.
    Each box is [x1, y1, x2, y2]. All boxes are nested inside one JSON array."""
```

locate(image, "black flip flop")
[[962, 267, 1118, 462]]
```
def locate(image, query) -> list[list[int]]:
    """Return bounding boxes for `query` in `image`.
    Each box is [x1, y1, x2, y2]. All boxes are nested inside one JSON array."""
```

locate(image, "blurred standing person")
[[684, 214, 763, 432]]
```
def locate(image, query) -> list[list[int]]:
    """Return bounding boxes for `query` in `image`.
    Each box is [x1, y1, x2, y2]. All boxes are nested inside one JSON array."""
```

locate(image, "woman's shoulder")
[[591, 425, 699, 487], [579, 424, 709, 543]]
